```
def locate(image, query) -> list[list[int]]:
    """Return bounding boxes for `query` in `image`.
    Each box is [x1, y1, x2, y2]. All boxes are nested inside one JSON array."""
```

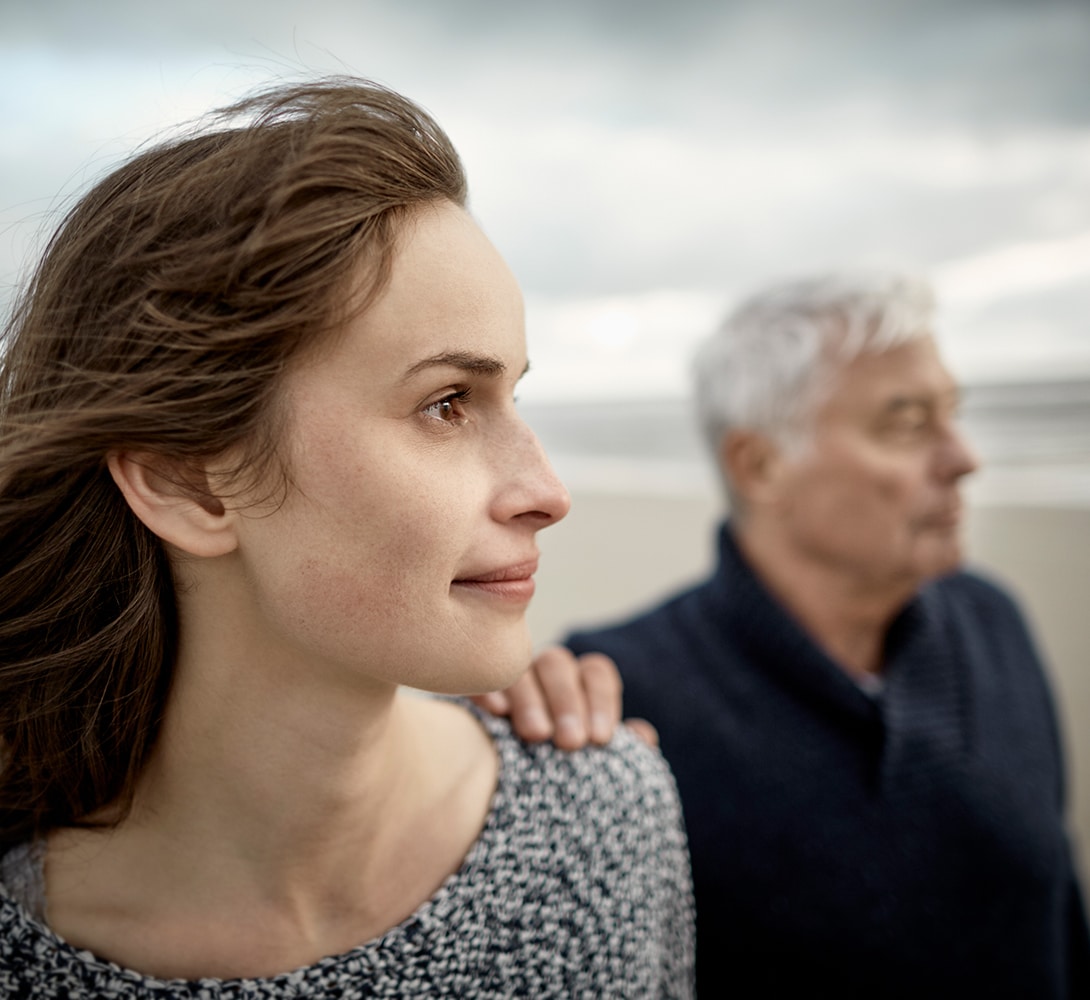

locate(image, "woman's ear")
[[107, 452, 238, 558]]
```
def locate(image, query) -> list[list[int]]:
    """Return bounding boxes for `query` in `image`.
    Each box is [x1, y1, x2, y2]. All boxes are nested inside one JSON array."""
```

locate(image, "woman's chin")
[[415, 634, 534, 698]]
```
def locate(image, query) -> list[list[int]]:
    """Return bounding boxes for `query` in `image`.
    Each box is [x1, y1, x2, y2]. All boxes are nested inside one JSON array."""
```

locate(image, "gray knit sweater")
[[0, 709, 695, 998]]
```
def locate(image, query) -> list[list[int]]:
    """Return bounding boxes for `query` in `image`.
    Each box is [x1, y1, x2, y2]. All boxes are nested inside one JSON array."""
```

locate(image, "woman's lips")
[[452, 560, 538, 602]]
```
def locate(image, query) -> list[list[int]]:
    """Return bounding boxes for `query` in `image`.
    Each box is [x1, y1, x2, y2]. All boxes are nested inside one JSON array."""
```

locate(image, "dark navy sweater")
[[566, 524, 1089, 998]]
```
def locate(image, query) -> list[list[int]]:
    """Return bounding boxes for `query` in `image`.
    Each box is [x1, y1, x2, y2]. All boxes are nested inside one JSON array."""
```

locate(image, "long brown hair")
[[0, 78, 467, 848]]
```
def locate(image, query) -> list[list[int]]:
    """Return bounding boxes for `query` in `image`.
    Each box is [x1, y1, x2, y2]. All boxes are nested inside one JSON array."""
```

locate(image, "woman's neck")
[[44, 677, 498, 980], [40, 547, 507, 979], [133, 667, 415, 885], [121, 560, 446, 884]]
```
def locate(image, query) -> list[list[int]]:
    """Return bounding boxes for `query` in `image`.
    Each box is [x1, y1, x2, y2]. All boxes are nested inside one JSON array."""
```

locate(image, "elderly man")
[[516, 274, 1088, 997]]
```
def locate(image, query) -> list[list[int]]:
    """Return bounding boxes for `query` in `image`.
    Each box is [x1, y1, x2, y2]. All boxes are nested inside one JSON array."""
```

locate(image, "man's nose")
[[937, 420, 980, 481]]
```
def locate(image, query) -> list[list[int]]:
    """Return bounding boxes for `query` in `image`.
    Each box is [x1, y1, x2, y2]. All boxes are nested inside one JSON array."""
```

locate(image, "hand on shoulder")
[[471, 646, 658, 750]]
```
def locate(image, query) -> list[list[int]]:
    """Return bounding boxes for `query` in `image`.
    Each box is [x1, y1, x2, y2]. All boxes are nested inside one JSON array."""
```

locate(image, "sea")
[[519, 378, 1090, 508]]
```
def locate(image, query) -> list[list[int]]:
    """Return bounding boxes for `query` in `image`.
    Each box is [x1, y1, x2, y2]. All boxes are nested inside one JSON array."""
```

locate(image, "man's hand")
[[472, 646, 658, 750]]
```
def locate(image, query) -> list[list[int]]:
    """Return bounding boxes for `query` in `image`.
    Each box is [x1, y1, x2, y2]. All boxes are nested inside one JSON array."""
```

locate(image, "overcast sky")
[[3, 0, 1089, 399]]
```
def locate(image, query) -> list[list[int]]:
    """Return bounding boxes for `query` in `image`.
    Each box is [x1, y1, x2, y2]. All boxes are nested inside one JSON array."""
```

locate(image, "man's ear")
[[107, 452, 238, 558], [720, 429, 785, 508]]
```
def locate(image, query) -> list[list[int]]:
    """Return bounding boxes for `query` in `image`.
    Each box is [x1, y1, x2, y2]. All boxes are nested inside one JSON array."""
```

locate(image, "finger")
[[470, 690, 512, 716], [533, 646, 589, 749], [624, 717, 660, 749], [503, 668, 554, 743], [577, 652, 623, 744]]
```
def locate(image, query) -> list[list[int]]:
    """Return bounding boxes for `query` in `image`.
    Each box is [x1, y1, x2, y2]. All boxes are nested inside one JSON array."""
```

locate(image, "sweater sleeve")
[[593, 726, 696, 1000], [659, 807, 697, 1000], [956, 569, 1069, 807]]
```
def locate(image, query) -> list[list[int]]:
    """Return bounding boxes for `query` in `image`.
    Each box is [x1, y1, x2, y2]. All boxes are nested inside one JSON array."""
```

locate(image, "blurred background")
[[3, 0, 1088, 867]]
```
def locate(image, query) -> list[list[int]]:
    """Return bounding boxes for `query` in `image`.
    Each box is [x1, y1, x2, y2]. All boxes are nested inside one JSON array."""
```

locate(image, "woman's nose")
[[492, 418, 571, 528]]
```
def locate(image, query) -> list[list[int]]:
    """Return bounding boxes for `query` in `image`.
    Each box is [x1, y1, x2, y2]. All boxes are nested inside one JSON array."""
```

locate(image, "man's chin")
[[919, 540, 966, 582]]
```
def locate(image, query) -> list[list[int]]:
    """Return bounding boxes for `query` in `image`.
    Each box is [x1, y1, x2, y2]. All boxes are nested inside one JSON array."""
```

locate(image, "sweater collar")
[[705, 522, 962, 732]]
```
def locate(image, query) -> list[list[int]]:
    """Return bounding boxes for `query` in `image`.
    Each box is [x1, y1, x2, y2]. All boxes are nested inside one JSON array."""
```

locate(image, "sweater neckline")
[[0, 704, 515, 995], [706, 523, 973, 787], [707, 524, 889, 719]]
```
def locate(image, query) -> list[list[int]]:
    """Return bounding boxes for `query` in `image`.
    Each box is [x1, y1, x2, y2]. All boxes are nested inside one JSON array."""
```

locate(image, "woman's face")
[[228, 201, 570, 695]]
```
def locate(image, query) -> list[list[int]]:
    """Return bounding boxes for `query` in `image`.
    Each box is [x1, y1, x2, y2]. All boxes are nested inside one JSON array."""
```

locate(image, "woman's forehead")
[[288, 204, 527, 390]]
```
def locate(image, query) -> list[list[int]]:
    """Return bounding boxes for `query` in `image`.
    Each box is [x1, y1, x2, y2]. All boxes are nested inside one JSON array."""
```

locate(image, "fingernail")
[[521, 707, 551, 736], [556, 714, 585, 744], [589, 712, 611, 743]]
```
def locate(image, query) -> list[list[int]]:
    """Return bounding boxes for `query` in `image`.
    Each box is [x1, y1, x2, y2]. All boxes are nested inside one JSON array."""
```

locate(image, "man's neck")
[[732, 522, 917, 678]]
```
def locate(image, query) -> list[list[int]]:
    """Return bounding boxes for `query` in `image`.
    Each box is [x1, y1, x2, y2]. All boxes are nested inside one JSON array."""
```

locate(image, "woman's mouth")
[[452, 560, 538, 603]]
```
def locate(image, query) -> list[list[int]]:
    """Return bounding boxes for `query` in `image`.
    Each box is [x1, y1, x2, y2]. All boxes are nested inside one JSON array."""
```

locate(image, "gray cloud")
[[3, 0, 1088, 389], [7, 0, 1088, 124]]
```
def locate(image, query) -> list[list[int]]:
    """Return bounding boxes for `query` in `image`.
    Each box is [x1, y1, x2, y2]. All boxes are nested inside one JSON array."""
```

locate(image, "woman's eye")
[[422, 389, 471, 424], [425, 399, 455, 421]]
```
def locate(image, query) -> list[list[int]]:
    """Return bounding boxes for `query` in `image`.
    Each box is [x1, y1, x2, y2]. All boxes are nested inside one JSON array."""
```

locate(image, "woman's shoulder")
[[467, 702, 686, 838], [460, 704, 695, 995], [0, 704, 694, 999]]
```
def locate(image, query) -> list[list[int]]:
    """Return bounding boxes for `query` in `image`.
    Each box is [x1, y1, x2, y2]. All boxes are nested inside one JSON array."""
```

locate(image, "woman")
[[0, 78, 693, 997]]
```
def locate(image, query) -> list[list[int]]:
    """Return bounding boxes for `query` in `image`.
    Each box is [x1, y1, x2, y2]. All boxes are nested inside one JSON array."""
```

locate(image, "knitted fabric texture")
[[0, 709, 695, 999]]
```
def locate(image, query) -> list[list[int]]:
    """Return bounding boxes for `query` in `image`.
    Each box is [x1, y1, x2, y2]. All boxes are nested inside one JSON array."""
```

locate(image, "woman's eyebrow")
[[401, 351, 506, 382], [401, 352, 531, 382]]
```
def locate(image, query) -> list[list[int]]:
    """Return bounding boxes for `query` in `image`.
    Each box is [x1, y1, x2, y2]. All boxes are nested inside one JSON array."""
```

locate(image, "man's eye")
[[881, 405, 931, 438], [422, 389, 472, 423], [892, 415, 928, 433]]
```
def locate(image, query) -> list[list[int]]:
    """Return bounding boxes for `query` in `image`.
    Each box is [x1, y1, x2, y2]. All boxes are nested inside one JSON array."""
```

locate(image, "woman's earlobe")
[[106, 452, 238, 558]]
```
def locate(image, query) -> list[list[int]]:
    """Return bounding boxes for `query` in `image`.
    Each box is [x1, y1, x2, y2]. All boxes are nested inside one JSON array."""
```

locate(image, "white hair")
[[692, 272, 936, 508]]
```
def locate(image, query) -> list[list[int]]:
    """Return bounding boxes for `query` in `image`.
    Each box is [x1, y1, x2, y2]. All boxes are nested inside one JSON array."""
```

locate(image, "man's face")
[[769, 336, 979, 594]]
